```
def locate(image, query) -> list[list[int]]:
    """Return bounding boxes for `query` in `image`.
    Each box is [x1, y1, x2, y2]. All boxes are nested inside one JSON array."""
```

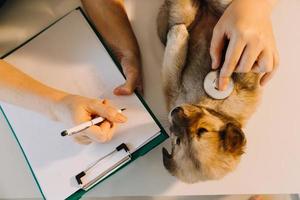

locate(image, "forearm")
[[0, 60, 127, 144], [0, 60, 67, 119], [81, 0, 141, 62]]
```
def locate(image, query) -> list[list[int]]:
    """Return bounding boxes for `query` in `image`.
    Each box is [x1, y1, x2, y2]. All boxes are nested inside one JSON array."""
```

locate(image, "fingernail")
[[116, 113, 127, 123], [260, 80, 266, 87], [114, 87, 131, 96], [113, 87, 121, 96], [219, 78, 229, 91]]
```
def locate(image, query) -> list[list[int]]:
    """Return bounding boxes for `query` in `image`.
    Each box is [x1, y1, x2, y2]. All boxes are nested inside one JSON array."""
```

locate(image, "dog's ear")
[[220, 123, 246, 155]]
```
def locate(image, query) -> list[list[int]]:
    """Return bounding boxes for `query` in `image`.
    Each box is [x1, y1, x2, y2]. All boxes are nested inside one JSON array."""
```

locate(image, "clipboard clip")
[[75, 143, 131, 190]]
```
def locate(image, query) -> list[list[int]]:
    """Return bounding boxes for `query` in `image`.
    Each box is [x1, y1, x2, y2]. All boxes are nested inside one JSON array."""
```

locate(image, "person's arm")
[[82, 0, 142, 95], [0, 60, 127, 144], [210, 0, 279, 90]]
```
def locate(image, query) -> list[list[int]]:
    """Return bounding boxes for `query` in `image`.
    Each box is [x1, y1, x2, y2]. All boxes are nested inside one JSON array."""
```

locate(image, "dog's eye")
[[176, 137, 180, 145], [197, 128, 207, 137]]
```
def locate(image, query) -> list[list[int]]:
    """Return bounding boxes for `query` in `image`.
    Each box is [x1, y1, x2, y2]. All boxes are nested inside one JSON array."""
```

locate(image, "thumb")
[[113, 77, 143, 96], [114, 81, 134, 96], [114, 69, 142, 96], [114, 54, 143, 96]]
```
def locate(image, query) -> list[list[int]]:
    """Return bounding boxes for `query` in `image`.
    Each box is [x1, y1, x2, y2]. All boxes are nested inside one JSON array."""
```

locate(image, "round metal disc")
[[203, 71, 234, 100]]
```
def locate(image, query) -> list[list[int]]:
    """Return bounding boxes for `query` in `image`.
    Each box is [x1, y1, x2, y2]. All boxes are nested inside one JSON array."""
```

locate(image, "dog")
[[157, 0, 262, 183]]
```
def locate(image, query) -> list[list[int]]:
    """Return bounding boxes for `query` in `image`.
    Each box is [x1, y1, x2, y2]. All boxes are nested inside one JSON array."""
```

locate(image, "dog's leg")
[[168, 0, 200, 28], [157, 1, 171, 45], [157, 0, 199, 45], [162, 24, 189, 108], [159, 0, 200, 108]]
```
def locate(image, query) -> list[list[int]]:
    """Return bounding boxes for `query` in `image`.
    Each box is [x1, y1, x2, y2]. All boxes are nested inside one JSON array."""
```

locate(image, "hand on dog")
[[210, 0, 279, 90], [54, 95, 127, 144]]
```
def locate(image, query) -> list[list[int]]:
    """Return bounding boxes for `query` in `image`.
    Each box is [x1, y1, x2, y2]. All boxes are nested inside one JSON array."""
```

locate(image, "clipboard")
[[0, 7, 168, 200]]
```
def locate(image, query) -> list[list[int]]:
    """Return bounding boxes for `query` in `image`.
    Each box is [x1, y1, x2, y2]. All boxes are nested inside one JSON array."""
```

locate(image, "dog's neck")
[[198, 74, 262, 127], [198, 96, 248, 127]]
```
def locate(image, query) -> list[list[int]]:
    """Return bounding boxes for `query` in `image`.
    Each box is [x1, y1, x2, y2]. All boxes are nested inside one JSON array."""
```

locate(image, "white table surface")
[[0, 0, 300, 199]]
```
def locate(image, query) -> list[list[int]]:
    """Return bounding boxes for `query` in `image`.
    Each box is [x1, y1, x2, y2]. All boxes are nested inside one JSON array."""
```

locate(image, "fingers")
[[256, 50, 273, 73], [210, 26, 225, 70], [84, 121, 116, 143], [72, 99, 121, 144], [73, 121, 116, 144], [113, 75, 142, 96], [235, 44, 261, 73], [72, 109, 94, 144], [73, 135, 92, 145], [114, 55, 143, 96], [219, 34, 246, 90], [250, 49, 278, 86], [63, 95, 128, 145], [260, 71, 274, 86], [114, 83, 134, 96], [259, 50, 279, 86], [89, 100, 127, 123]]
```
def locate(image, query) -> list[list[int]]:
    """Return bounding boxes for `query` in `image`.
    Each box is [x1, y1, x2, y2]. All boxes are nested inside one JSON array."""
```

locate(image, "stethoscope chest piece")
[[203, 71, 234, 100]]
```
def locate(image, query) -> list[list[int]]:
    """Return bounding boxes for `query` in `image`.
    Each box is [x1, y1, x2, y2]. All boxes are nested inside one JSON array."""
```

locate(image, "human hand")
[[113, 52, 143, 95], [54, 94, 127, 144], [82, 0, 143, 95], [210, 0, 279, 90]]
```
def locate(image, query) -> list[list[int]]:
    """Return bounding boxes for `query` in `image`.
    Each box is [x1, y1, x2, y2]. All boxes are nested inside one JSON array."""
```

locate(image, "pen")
[[61, 108, 126, 137]]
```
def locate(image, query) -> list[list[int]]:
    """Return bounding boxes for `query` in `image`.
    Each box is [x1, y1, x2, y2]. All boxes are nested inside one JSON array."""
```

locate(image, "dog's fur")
[[157, 0, 262, 183]]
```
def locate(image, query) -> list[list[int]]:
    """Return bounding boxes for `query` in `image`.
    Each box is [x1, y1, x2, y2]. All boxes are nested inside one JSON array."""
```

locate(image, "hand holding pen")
[[61, 108, 126, 137], [54, 94, 127, 144]]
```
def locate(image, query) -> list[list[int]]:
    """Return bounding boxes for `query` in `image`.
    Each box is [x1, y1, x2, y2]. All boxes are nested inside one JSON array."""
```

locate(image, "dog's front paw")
[[167, 24, 189, 43]]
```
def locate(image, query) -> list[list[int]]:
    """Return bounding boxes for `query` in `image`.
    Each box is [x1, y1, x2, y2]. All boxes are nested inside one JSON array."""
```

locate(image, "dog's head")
[[163, 104, 246, 183]]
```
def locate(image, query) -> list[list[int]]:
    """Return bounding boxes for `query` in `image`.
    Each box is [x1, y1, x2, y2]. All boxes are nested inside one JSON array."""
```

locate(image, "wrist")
[[123, 50, 141, 64], [48, 89, 69, 121]]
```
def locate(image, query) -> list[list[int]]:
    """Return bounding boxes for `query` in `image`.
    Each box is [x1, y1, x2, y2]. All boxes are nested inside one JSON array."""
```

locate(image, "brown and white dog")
[[157, 0, 262, 183]]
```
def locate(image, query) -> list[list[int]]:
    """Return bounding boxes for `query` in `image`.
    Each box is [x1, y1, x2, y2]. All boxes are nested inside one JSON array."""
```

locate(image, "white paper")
[[1, 10, 161, 199]]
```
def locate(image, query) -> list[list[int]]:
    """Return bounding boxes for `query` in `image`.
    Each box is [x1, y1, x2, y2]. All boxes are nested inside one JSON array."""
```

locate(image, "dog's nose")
[[171, 107, 184, 117]]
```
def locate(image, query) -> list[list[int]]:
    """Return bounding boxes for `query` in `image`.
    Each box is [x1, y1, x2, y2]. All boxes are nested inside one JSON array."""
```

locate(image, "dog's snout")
[[171, 106, 188, 127], [171, 107, 184, 117]]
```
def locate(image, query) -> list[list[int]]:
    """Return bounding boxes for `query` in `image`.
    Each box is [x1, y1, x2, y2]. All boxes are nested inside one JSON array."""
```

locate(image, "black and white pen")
[[61, 108, 126, 137]]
